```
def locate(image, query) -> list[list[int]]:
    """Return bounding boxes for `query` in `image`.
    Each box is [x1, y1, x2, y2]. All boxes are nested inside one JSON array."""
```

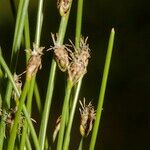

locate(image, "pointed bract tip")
[[111, 28, 115, 33]]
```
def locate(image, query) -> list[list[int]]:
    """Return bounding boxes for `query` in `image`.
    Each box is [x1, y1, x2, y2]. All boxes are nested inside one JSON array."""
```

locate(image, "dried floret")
[[26, 43, 44, 79], [67, 37, 90, 84], [48, 33, 71, 72], [79, 98, 96, 137], [57, 0, 72, 16]]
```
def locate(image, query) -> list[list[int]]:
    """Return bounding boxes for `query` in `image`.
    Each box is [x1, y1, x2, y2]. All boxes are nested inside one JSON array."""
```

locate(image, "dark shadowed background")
[[0, 0, 150, 149]]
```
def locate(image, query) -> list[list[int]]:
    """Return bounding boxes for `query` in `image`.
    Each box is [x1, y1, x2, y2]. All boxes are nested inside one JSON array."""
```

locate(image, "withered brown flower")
[[26, 43, 44, 79], [79, 98, 96, 137], [67, 37, 90, 85], [57, 0, 72, 16], [48, 33, 70, 72]]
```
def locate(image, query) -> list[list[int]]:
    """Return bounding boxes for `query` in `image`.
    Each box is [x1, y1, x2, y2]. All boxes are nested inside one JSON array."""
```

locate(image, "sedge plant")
[[0, 0, 115, 149]]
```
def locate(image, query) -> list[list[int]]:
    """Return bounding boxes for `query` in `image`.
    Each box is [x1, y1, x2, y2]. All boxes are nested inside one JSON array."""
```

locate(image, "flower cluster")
[[68, 37, 90, 84], [26, 43, 45, 79], [57, 0, 72, 16], [49, 34, 90, 85], [48, 34, 70, 72], [79, 98, 96, 137]]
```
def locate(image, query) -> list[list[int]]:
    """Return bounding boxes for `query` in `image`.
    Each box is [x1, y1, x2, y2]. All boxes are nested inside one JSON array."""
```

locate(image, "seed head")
[[48, 33, 70, 72], [67, 37, 90, 85], [26, 43, 44, 79], [79, 98, 96, 137], [57, 0, 72, 16]]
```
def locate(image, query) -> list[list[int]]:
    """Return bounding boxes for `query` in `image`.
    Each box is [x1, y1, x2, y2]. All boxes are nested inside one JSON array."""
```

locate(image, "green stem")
[[38, 12, 72, 150], [5, 0, 29, 110], [38, 59, 56, 150], [7, 79, 30, 150], [78, 137, 83, 150], [35, 0, 44, 45], [0, 54, 40, 150], [89, 28, 115, 150], [34, 82, 42, 113], [20, 78, 35, 149], [0, 110, 7, 150], [75, 0, 84, 47], [56, 80, 73, 150], [11, 0, 29, 69], [22, 105, 40, 150], [11, 0, 24, 58], [26, 135, 32, 150], [63, 80, 82, 149], [63, 0, 84, 148]]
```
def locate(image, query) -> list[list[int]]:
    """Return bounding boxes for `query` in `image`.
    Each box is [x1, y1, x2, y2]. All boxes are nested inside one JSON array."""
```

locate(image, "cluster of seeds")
[[48, 34, 70, 72], [26, 43, 45, 79], [68, 37, 90, 84], [57, 0, 72, 16], [49, 34, 90, 85], [79, 98, 96, 137]]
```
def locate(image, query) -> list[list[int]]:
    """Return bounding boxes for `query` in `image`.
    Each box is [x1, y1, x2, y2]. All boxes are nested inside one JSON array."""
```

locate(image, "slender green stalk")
[[63, 0, 84, 148], [0, 110, 7, 150], [78, 137, 83, 150], [75, 0, 84, 47], [89, 28, 115, 150], [56, 80, 73, 150], [26, 136, 32, 150], [11, 0, 24, 57], [35, 0, 44, 45], [22, 105, 40, 150], [20, 79, 35, 149], [63, 80, 82, 149], [11, 0, 29, 69], [38, 13, 72, 150], [5, 0, 29, 109], [0, 54, 40, 150], [7, 79, 30, 150], [38, 59, 56, 149], [34, 82, 42, 113], [24, 13, 31, 50], [0, 55, 20, 96]]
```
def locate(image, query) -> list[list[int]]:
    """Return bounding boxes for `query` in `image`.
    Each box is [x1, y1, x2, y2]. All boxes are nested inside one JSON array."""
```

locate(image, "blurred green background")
[[0, 0, 150, 149]]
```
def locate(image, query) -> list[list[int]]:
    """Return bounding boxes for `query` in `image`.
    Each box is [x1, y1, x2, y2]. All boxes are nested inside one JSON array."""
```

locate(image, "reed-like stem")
[[63, 80, 82, 149], [78, 137, 83, 150], [34, 82, 42, 113], [38, 12, 72, 150], [7, 79, 30, 150], [0, 54, 40, 150], [63, 0, 84, 148], [56, 80, 73, 150], [19, 12, 31, 150], [75, 0, 84, 47], [89, 28, 115, 150], [0, 110, 7, 150]]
